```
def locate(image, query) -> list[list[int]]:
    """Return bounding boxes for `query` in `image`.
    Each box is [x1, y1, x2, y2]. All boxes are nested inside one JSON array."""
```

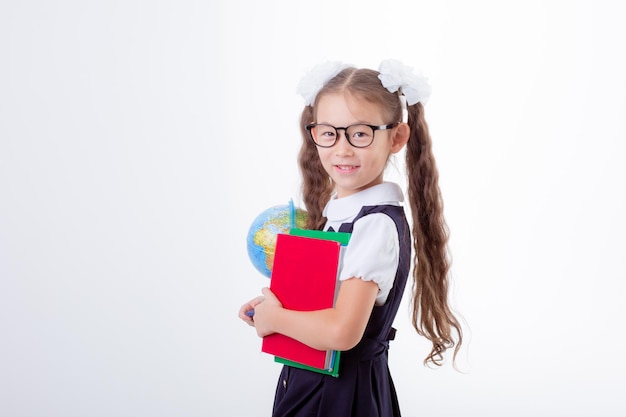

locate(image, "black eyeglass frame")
[[305, 123, 398, 148]]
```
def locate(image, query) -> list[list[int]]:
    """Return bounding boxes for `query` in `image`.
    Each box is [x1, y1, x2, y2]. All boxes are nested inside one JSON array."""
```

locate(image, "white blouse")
[[323, 182, 404, 305]]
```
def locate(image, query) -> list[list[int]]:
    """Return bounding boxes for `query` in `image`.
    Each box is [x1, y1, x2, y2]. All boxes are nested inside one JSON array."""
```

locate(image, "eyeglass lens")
[[310, 124, 375, 148]]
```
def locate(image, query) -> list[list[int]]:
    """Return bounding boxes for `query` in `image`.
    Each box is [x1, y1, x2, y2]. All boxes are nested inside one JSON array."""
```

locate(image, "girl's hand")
[[250, 287, 283, 338], [238, 295, 264, 327]]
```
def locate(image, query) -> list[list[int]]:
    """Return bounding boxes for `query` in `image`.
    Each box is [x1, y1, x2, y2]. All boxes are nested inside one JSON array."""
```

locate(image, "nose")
[[334, 129, 353, 154]]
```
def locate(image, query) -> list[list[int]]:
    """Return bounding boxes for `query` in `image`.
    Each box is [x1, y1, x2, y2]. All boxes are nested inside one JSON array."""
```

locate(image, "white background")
[[1, 1, 625, 416]]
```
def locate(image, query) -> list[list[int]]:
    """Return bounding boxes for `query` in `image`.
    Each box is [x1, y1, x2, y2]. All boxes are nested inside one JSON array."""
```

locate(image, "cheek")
[[316, 148, 331, 163]]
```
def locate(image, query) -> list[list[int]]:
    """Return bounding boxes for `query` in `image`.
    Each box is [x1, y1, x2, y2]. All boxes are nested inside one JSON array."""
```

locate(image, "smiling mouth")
[[335, 165, 359, 172]]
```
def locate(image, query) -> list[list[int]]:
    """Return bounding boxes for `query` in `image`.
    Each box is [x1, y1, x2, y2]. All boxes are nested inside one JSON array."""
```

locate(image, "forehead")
[[315, 91, 386, 125]]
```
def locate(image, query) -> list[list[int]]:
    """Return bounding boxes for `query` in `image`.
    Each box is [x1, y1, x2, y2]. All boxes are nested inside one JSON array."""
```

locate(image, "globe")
[[246, 202, 308, 278]]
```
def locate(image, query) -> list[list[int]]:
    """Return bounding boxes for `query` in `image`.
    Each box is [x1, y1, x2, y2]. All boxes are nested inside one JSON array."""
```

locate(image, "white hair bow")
[[296, 61, 351, 106], [296, 59, 431, 108], [378, 59, 431, 106]]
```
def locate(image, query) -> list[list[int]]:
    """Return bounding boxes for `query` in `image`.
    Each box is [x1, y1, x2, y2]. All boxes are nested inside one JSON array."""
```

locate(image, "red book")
[[261, 232, 343, 370]]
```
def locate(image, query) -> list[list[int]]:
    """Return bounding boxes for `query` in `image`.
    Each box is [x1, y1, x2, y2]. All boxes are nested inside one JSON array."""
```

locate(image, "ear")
[[390, 123, 410, 154]]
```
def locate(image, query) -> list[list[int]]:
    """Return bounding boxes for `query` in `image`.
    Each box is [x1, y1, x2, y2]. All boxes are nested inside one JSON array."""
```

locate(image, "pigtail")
[[298, 106, 333, 230], [405, 103, 463, 366]]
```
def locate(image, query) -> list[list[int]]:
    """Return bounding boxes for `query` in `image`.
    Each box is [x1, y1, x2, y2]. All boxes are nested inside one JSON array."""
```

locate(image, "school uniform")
[[272, 182, 411, 417]]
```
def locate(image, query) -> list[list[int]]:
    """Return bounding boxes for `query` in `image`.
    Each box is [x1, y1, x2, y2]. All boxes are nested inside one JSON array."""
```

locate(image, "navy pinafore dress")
[[271, 205, 411, 417]]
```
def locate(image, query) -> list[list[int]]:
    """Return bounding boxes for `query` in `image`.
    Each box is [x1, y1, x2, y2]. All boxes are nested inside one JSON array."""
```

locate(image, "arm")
[[252, 277, 378, 351], [240, 213, 399, 350]]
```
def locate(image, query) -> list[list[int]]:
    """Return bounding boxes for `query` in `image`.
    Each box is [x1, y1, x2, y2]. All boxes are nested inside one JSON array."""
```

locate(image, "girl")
[[239, 59, 463, 417]]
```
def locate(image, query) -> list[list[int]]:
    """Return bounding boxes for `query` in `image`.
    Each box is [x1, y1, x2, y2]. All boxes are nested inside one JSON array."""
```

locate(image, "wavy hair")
[[297, 67, 463, 366]]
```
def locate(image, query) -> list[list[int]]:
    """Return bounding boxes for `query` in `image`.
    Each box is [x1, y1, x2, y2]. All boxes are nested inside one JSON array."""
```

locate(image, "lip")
[[334, 164, 359, 174]]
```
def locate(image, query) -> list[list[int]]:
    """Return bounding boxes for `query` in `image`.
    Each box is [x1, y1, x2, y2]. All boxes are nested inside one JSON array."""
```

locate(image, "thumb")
[[261, 287, 281, 307]]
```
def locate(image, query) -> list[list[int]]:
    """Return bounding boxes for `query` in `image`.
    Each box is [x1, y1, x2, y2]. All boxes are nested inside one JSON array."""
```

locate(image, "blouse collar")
[[323, 182, 404, 224]]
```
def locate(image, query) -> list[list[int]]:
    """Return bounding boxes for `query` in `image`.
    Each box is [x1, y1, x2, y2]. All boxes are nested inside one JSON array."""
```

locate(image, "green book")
[[274, 351, 341, 378], [272, 228, 350, 378], [289, 228, 352, 246]]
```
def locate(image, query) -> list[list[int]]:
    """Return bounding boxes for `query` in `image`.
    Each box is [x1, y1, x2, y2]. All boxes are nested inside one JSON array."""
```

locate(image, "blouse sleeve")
[[338, 213, 399, 305]]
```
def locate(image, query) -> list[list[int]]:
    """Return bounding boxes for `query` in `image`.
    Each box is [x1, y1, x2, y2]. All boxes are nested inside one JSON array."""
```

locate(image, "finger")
[[250, 296, 265, 308], [239, 312, 256, 326], [238, 304, 251, 317]]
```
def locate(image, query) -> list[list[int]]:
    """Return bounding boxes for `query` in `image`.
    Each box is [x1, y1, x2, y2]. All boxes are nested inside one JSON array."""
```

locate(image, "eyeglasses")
[[305, 123, 397, 148]]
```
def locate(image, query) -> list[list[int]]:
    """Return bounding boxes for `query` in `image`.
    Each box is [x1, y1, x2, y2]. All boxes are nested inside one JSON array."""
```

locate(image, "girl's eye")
[[349, 125, 373, 139], [315, 126, 336, 138]]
